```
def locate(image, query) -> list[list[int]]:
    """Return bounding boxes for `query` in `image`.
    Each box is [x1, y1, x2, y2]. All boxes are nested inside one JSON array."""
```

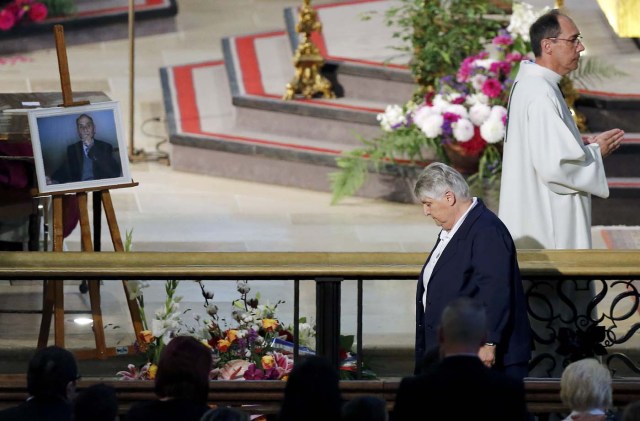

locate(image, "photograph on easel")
[[27, 101, 131, 194]]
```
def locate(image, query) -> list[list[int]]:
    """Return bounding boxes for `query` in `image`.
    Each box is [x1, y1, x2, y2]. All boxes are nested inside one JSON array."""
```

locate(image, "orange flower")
[[217, 339, 231, 352], [226, 329, 238, 343], [261, 355, 275, 369], [138, 330, 155, 344], [262, 319, 278, 332]]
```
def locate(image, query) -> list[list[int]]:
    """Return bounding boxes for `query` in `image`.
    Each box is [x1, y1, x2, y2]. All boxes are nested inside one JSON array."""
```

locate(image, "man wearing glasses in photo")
[[498, 9, 625, 250]]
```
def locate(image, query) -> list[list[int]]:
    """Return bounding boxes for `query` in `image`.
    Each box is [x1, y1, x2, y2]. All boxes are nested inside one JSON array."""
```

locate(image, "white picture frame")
[[28, 101, 131, 194]]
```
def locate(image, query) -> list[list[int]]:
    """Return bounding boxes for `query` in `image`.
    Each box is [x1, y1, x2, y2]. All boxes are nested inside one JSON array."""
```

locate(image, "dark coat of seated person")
[[0, 346, 79, 421], [125, 336, 213, 421], [199, 406, 250, 421], [277, 355, 343, 421], [392, 297, 529, 421], [342, 395, 389, 421], [73, 383, 118, 421]]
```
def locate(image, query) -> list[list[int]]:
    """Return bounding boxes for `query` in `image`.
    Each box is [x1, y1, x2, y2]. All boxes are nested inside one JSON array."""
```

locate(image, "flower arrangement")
[[117, 230, 376, 381], [329, 2, 551, 205], [118, 276, 377, 381], [117, 279, 302, 381], [0, 0, 48, 31]]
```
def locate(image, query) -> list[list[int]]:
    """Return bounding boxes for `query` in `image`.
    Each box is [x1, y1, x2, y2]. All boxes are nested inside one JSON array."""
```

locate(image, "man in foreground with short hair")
[[0, 346, 79, 421], [393, 297, 529, 421]]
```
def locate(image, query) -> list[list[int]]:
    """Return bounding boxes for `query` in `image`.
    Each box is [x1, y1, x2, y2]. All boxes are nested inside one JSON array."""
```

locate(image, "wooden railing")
[[2, 249, 640, 418], [1, 375, 640, 418]]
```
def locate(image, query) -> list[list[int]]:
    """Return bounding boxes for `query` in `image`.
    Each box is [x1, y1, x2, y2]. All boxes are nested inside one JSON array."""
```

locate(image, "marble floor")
[[0, 0, 639, 376]]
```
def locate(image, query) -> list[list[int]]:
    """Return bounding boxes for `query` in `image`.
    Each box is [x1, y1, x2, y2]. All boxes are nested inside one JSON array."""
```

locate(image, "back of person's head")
[[560, 358, 612, 412], [529, 9, 563, 57], [74, 383, 118, 421], [199, 406, 250, 421], [154, 335, 212, 404], [439, 296, 486, 353], [27, 346, 79, 400], [278, 355, 342, 421], [622, 401, 640, 421], [414, 162, 470, 202], [342, 395, 388, 421]]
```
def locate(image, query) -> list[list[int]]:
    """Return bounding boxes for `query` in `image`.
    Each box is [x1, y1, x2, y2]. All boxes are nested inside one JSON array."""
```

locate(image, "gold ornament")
[[283, 0, 336, 100]]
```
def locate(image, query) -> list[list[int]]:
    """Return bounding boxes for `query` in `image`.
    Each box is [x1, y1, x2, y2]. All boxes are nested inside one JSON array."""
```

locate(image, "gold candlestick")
[[283, 0, 336, 100]]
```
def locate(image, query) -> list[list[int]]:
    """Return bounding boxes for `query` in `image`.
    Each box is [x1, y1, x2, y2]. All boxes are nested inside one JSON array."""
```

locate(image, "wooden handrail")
[[1, 376, 640, 416], [2, 250, 640, 280]]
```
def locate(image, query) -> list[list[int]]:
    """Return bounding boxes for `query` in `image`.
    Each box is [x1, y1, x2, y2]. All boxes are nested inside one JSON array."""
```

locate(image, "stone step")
[[593, 178, 640, 226], [602, 136, 640, 178], [161, 0, 640, 225]]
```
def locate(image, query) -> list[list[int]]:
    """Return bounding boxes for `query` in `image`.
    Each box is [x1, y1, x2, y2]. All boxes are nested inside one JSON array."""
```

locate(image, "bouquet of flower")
[[334, 0, 561, 204], [203, 281, 296, 380], [0, 0, 48, 31]]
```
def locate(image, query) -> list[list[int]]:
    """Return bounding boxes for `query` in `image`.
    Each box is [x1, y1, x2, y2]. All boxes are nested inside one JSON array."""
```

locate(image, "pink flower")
[[243, 363, 265, 380], [492, 34, 513, 47], [28, 2, 47, 22], [0, 9, 15, 30], [481, 78, 503, 98]]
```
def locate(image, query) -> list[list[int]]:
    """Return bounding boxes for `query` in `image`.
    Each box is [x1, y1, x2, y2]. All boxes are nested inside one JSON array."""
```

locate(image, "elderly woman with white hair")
[[560, 358, 617, 421]]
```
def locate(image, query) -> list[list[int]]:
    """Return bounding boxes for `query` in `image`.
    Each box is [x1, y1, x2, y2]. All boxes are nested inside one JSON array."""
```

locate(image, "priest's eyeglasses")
[[547, 35, 583, 46]]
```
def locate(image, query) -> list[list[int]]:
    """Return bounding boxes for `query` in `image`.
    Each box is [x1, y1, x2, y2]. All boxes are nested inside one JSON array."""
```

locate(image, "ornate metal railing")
[[1, 250, 640, 378]]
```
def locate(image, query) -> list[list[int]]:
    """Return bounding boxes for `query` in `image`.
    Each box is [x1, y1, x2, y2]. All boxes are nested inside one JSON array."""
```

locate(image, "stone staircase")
[[160, 0, 640, 225]]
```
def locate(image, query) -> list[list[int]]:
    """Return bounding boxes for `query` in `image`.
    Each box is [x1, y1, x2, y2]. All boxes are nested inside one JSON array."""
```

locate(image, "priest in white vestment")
[[499, 10, 624, 250]]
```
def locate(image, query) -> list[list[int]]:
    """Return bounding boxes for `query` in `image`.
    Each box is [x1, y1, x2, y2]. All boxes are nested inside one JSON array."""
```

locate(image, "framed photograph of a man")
[[28, 101, 131, 194]]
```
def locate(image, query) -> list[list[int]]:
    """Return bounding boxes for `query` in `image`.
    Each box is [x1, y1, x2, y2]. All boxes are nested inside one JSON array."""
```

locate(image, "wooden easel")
[[36, 25, 144, 360]]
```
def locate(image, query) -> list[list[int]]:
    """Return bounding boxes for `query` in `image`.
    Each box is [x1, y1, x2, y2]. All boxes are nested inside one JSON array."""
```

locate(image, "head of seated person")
[[154, 335, 213, 404], [28, 345, 80, 402]]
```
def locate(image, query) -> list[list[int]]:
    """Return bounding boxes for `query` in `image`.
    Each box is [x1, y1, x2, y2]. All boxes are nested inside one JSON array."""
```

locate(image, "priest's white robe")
[[498, 61, 609, 249]]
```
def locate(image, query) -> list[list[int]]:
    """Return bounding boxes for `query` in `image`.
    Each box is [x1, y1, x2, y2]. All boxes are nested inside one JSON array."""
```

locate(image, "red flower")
[[459, 127, 487, 156], [28, 2, 47, 22]]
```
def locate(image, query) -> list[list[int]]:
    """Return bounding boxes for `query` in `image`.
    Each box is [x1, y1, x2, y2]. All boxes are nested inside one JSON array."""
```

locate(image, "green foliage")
[[384, 0, 504, 94], [329, 127, 446, 205], [42, 0, 75, 17]]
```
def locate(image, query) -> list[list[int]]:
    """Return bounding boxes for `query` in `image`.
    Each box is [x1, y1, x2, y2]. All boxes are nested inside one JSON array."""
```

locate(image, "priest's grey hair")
[[413, 162, 471, 201]]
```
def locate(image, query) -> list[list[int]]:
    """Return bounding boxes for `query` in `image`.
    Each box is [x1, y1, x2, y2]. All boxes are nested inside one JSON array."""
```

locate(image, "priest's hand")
[[586, 128, 625, 158]]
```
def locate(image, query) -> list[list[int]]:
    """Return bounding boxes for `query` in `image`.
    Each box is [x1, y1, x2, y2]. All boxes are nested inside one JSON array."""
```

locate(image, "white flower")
[[151, 318, 179, 343], [431, 95, 450, 113], [469, 103, 492, 126], [474, 59, 496, 70], [417, 114, 444, 138], [470, 74, 488, 91], [127, 281, 149, 300], [412, 104, 436, 127], [377, 104, 406, 132], [507, 2, 550, 42], [466, 93, 489, 106], [489, 105, 507, 122], [452, 118, 475, 142], [444, 104, 468, 119], [480, 118, 505, 144]]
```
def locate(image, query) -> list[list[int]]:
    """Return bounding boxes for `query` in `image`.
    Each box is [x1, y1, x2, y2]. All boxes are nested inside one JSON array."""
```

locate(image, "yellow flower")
[[200, 339, 212, 349], [262, 319, 278, 332], [148, 364, 158, 380], [226, 329, 238, 343], [261, 355, 274, 369], [217, 339, 231, 352]]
